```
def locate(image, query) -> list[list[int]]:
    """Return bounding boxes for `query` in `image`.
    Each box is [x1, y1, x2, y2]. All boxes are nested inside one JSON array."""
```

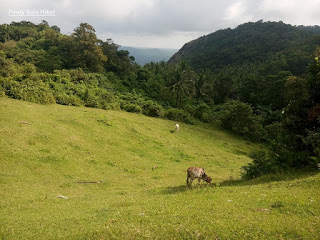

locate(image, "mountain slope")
[[1, 98, 320, 239], [169, 21, 320, 72]]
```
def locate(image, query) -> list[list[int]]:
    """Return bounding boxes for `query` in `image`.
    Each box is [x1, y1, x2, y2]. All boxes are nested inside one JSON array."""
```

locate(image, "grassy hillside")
[[0, 98, 319, 239]]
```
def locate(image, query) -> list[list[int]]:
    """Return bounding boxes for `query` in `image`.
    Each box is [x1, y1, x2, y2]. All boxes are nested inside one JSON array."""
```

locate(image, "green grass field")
[[1, 97, 319, 239]]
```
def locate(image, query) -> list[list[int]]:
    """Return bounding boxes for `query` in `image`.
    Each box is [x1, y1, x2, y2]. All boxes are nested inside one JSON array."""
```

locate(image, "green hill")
[[1, 97, 320, 239], [169, 21, 320, 74]]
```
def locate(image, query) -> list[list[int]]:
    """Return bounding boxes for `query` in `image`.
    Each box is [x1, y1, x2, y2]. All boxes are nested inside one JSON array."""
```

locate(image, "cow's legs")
[[190, 178, 194, 185], [198, 178, 201, 184]]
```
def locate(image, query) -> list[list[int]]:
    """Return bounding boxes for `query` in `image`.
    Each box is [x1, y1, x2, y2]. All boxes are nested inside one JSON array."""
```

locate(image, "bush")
[[121, 103, 142, 113], [0, 76, 56, 104], [83, 89, 99, 108], [183, 104, 196, 116], [142, 100, 162, 117], [0, 84, 6, 97], [194, 103, 212, 123], [163, 108, 195, 124], [55, 93, 84, 106], [118, 92, 163, 117], [96, 91, 118, 110], [68, 68, 89, 83], [241, 151, 279, 179], [216, 100, 264, 141]]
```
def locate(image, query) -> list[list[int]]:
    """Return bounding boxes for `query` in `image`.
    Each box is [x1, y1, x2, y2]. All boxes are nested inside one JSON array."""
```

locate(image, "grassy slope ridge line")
[[0, 98, 319, 239]]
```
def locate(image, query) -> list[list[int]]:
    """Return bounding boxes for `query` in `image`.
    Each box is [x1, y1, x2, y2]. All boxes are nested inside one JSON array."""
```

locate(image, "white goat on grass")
[[175, 123, 180, 133]]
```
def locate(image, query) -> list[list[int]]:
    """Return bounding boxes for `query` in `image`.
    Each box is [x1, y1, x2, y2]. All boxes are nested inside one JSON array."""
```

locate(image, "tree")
[[213, 76, 233, 104], [100, 39, 135, 75], [99, 39, 119, 72], [218, 100, 263, 140], [70, 23, 107, 72], [167, 62, 195, 108], [194, 71, 212, 105], [261, 71, 290, 110]]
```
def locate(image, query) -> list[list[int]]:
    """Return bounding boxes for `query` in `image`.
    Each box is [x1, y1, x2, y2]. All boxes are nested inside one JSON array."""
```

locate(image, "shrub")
[[0, 76, 55, 104], [96, 91, 118, 110], [68, 68, 89, 83], [83, 89, 99, 108], [216, 100, 264, 141], [0, 84, 5, 97], [183, 104, 196, 116], [121, 103, 142, 113], [194, 103, 212, 123], [241, 151, 279, 179], [142, 100, 162, 117], [55, 93, 84, 106], [118, 92, 163, 116], [163, 108, 195, 124]]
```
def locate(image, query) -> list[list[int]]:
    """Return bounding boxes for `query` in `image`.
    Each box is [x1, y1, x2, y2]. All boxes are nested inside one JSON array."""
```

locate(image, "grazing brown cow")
[[186, 167, 212, 185]]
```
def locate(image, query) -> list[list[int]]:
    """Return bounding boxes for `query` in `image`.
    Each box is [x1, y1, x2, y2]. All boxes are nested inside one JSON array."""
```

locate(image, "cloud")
[[99, 30, 206, 49], [0, 0, 320, 48], [257, 0, 320, 25], [224, 1, 249, 22], [223, 0, 268, 25]]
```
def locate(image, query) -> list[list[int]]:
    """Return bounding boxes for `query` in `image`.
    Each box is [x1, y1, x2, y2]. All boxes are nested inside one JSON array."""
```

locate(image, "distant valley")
[[119, 46, 177, 65]]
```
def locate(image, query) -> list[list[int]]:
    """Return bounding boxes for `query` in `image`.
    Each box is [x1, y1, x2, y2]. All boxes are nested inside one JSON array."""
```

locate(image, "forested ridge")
[[169, 21, 320, 74], [0, 20, 319, 177]]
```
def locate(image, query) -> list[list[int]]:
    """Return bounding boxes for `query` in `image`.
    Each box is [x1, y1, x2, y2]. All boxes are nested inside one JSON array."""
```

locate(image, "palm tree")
[[194, 73, 206, 105], [167, 62, 195, 108], [194, 70, 214, 105]]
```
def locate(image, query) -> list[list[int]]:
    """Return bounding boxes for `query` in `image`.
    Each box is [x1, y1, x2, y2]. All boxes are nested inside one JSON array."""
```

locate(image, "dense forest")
[[169, 20, 320, 75], [0, 20, 319, 177]]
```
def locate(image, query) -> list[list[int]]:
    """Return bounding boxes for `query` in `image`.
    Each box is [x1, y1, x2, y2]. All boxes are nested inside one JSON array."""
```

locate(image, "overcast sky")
[[1, 0, 320, 49]]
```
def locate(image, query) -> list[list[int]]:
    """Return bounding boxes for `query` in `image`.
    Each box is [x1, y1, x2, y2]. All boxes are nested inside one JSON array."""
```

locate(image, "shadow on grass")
[[219, 170, 319, 187], [158, 171, 319, 195], [159, 184, 213, 195]]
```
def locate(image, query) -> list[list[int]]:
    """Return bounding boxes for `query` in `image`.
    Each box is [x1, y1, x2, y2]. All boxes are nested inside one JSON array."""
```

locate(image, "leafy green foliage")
[[118, 92, 163, 116], [141, 100, 163, 117], [0, 76, 56, 104], [241, 151, 279, 179], [193, 103, 212, 123], [215, 100, 264, 141], [70, 23, 107, 72], [166, 62, 196, 108], [242, 55, 320, 178], [163, 108, 195, 124]]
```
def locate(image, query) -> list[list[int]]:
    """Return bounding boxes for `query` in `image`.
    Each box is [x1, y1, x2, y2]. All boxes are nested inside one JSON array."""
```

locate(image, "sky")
[[1, 0, 320, 49]]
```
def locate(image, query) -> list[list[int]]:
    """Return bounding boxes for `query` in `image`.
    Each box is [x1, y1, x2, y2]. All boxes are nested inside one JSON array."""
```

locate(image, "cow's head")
[[201, 173, 207, 181], [206, 176, 212, 185], [201, 174, 212, 185]]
